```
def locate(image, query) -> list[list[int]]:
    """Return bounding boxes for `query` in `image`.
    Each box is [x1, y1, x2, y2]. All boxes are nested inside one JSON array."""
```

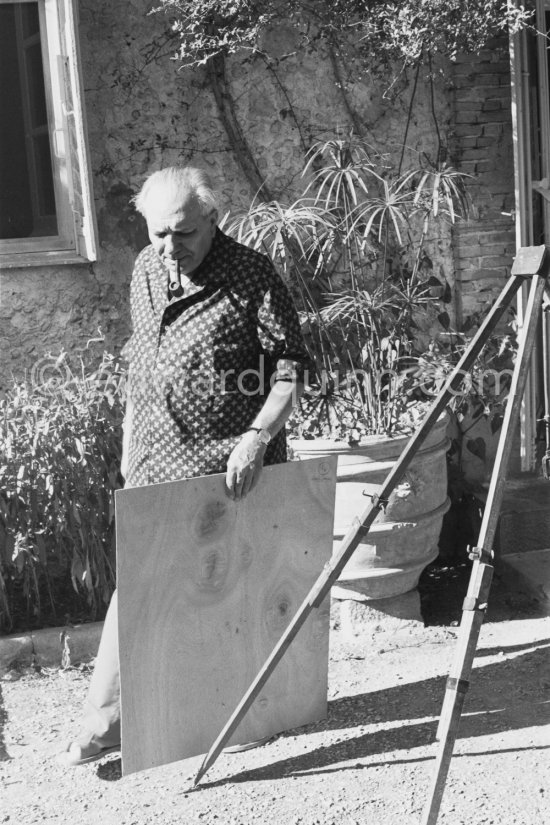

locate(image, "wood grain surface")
[[116, 456, 337, 775]]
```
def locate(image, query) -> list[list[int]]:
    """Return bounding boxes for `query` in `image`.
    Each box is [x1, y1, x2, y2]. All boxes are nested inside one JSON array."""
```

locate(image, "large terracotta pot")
[[290, 414, 450, 601]]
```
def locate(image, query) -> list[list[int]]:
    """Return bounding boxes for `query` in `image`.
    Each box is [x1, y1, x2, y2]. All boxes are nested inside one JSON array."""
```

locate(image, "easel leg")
[[420, 266, 548, 825]]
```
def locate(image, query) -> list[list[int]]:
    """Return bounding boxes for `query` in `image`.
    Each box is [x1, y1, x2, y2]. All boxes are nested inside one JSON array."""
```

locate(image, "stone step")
[[495, 548, 550, 610], [495, 476, 550, 555]]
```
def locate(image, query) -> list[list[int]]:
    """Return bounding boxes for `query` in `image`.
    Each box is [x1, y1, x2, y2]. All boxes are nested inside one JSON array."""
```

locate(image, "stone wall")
[[449, 37, 517, 323], [0, 2, 515, 385]]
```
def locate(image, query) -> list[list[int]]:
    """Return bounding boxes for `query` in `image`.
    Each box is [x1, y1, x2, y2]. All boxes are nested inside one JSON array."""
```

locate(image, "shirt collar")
[[187, 228, 230, 287]]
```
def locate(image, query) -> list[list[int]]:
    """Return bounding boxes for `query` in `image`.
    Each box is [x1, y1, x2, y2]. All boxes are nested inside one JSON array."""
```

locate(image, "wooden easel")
[[193, 245, 549, 825], [420, 246, 548, 821]]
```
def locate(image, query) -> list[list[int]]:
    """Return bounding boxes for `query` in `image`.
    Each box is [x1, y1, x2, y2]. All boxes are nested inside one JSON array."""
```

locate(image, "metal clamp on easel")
[[466, 544, 493, 563], [461, 596, 488, 612], [362, 490, 390, 511], [445, 676, 469, 695]]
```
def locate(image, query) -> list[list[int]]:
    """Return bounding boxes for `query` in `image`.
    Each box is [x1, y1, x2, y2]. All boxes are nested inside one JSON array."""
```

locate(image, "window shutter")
[[57, 0, 97, 261]]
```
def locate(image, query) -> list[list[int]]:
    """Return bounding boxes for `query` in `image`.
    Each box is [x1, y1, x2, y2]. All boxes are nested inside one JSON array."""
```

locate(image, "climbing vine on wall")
[[152, 0, 534, 70], [151, 1, 534, 196]]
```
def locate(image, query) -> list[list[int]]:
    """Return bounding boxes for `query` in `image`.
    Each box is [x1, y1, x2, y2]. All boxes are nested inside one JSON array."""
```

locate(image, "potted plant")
[[225, 134, 470, 616]]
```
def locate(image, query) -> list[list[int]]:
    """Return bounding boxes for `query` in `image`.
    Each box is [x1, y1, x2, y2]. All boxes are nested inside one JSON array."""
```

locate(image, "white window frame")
[[509, 0, 550, 471], [0, 0, 97, 268]]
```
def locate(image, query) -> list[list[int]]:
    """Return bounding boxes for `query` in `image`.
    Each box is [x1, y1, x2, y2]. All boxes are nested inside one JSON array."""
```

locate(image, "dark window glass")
[[20, 2, 39, 38], [0, 2, 58, 240], [28, 42, 48, 128]]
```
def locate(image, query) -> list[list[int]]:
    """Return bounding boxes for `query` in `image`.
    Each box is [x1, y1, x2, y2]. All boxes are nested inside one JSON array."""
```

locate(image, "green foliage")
[[0, 351, 125, 633], [347, 0, 534, 65], [411, 311, 518, 493], [151, 0, 287, 66], [411, 313, 517, 412], [153, 0, 534, 70], [225, 134, 468, 439]]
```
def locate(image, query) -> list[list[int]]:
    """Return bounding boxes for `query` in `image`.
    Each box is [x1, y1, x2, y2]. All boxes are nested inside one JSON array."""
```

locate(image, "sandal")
[[58, 741, 120, 767]]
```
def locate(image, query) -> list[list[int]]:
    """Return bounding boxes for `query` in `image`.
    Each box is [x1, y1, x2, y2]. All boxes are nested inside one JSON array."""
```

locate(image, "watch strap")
[[247, 427, 271, 444]]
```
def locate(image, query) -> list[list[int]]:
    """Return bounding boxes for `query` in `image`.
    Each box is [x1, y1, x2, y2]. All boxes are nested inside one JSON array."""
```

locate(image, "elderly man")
[[60, 166, 309, 766]]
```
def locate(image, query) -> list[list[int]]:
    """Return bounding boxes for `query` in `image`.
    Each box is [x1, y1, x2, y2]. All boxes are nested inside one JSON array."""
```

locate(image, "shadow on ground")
[[419, 561, 546, 626], [96, 639, 550, 785]]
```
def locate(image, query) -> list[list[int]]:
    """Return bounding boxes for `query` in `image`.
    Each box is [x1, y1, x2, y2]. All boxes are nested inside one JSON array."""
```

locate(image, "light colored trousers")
[[78, 589, 121, 748]]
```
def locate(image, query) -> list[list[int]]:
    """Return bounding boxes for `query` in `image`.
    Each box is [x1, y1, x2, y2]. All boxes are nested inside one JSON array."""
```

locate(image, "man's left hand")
[[225, 432, 267, 500]]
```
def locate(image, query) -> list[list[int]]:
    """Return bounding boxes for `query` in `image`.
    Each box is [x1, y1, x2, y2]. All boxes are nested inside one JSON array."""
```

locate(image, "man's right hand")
[[225, 431, 267, 500]]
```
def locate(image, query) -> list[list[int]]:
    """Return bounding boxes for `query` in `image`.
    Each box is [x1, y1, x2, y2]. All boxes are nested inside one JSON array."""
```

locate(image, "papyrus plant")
[[226, 135, 470, 439]]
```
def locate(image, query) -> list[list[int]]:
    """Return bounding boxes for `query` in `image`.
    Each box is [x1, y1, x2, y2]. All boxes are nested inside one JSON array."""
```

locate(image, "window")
[[0, 0, 97, 267]]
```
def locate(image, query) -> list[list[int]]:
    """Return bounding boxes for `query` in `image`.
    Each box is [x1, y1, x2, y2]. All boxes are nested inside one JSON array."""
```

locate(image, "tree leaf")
[[466, 437, 486, 461], [438, 311, 450, 330]]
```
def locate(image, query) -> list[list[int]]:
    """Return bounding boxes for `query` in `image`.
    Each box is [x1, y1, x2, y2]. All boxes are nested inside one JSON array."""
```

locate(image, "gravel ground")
[[1, 568, 549, 825]]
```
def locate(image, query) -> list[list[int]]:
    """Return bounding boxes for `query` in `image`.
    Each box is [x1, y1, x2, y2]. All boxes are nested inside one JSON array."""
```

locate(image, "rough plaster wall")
[[1, 1, 457, 384]]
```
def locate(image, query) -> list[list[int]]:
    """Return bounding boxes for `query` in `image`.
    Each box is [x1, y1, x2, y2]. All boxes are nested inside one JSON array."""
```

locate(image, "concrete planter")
[[290, 413, 450, 603]]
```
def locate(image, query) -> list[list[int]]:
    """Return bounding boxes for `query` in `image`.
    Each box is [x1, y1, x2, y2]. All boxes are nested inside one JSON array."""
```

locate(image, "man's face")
[[145, 191, 218, 276]]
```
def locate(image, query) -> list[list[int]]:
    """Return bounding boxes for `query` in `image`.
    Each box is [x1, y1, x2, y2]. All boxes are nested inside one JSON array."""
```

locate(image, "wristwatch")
[[247, 427, 271, 445]]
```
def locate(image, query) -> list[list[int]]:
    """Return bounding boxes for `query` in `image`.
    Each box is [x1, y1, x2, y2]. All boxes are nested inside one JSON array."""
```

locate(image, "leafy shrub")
[[411, 311, 518, 485], [0, 351, 125, 633]]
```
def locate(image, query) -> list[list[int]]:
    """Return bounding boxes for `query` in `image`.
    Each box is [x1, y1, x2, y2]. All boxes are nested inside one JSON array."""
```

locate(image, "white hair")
[[133, 166, 219, 218]]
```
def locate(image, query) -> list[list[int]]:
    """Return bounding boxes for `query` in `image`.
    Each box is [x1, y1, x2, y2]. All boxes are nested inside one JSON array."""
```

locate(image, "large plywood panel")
[[116, 457, 337, 775]]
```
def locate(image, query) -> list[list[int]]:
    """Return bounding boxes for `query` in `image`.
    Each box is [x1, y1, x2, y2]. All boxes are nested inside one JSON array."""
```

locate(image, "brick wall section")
[[449, 37, 517, 322]]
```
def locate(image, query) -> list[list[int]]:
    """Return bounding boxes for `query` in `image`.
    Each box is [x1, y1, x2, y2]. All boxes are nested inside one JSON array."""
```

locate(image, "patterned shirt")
[[123, 229, 310, 486]]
